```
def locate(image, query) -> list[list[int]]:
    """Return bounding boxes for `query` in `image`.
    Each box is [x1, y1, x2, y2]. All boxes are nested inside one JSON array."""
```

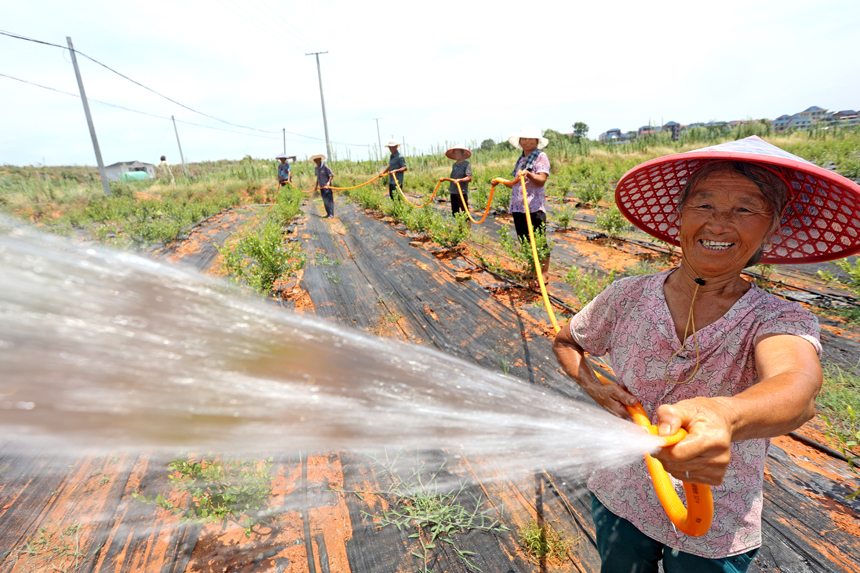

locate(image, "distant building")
[[662, 121, 680, 141], [104, 160, 155, 181], [638, 125, 660, 137], [831, 110, 859, 126], [788, 106, 827, 130], [772, 114, 792, 132], [599, 128, 623, 143]]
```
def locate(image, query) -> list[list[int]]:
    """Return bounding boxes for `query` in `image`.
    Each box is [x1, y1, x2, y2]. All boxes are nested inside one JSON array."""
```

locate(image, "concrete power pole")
[[283, 128, 286, 154], [171, 116, 189, 178], [374, 118, 382, 160], [306, 51, 331, 160], [67, 36, 111, 197]]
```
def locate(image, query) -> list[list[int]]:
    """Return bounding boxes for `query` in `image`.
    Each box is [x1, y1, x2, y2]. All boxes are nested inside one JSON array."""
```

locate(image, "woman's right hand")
[[553, 323, 639, 420], [586, 382, 638, 420]]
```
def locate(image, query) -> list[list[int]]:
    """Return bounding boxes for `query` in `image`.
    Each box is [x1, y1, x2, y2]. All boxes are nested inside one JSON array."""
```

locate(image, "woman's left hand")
[[652, 397, 736, 486]]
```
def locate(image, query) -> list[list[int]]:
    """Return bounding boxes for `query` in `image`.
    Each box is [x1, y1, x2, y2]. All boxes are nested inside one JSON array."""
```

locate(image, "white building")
[[104, 160, 155, 181]]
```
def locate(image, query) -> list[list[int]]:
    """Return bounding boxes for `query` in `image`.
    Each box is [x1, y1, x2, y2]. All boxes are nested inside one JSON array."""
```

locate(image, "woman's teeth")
[[701, 240, 733, 251]]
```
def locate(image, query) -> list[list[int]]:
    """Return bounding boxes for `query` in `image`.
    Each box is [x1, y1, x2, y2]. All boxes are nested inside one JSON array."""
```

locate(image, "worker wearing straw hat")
[[552, 136, 860, 571], [446, 147, 473, 221], [379, 140, 408, 200], [311, 154, 335, 218], [502, 126, 551, 284], [156, 155, 175, 185], [276, 153, 292, 187]]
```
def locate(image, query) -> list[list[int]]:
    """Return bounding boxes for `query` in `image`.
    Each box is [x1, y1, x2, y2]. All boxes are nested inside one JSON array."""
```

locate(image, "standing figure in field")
[[379, 140, 408, 201], [502, 126, 551, 284], [552, 136, 860, 572], [446, 147, 473, 225], [276, 153, 292, 187], [156, 155, 175, 185], [311, 154, 335, 218]]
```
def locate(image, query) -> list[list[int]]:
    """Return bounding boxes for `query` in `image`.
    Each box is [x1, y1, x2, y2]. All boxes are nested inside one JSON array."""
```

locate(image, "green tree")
[[542, 128, 566, 144], [572, 122, 589, 142], [480, 138, 495, 151]]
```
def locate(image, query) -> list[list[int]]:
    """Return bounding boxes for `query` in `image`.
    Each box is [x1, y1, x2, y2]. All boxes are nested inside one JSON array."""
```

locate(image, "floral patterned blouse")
[[508, 151, 549, 214], [569, 269, 821, 558], [278, 163, 291, 184]]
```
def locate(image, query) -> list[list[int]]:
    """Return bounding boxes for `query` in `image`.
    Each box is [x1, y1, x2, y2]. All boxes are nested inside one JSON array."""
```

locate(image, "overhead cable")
[[0, 30, 371, 148]]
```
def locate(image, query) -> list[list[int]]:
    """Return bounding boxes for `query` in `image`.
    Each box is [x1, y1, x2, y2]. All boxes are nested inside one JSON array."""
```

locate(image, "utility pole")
[[374, 118, 382, 160], [171, 116, 189, 178], [67, 36, 111, 197], [306, 51, 331, 159], [283, 128, 286, 154]]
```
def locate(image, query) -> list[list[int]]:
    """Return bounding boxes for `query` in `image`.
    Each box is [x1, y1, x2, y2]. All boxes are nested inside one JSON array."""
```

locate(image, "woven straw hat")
[[275, 153, 289, 160], [616, 135, 860, 264], [508, 126, 549, 150], [386, 140, 400, 148], [309, 154, 325, 162], [445, 147, 472, 160]]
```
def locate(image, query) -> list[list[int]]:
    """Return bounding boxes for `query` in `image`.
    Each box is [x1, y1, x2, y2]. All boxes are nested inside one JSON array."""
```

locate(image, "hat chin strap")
[[665, 252, 707, 384]]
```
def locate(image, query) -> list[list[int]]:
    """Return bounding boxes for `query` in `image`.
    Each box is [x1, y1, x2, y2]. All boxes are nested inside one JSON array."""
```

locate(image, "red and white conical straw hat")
[[615, 136, 860, 264]]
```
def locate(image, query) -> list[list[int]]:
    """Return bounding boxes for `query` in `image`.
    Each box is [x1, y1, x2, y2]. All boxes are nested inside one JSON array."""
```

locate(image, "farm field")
[[2, 130, 860, 572]]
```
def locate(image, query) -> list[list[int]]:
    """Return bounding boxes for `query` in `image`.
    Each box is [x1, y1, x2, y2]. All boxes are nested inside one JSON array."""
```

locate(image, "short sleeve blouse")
[[570, 270, 821, 558], [508, 152, 549, 214]]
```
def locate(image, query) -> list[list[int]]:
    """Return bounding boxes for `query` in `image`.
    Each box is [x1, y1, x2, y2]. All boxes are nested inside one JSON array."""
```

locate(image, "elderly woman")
[[503, 126, 551, 283], [553, 136, 860, 572]]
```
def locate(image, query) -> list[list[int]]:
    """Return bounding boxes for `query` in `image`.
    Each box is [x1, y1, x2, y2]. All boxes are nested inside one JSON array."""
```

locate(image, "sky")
[[2, 0, 859, 167]]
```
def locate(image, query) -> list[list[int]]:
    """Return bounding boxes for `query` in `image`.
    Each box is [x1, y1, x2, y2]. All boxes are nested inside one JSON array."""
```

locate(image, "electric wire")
[[214, 0, 309, 55], [1, 29, 373, 149], [250, 0, 323, 53], [0, 72, 292, 141]]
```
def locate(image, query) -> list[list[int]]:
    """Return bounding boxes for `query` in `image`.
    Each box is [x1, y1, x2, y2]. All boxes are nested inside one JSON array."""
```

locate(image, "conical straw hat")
[[615, 136, 860, 264]]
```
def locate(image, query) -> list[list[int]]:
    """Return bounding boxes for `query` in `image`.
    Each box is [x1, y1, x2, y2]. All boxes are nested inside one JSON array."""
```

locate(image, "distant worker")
[[276, 153, 292, 187], [379, 140, 408, 200], [446, 146, 473, 224], [156, 155, 175, 185], [311, 154, 335, 219], [502, 126, 551, 284]]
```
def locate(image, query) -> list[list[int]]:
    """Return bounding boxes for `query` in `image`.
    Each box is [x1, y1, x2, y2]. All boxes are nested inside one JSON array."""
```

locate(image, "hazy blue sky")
[[2, 0, 859, 167]]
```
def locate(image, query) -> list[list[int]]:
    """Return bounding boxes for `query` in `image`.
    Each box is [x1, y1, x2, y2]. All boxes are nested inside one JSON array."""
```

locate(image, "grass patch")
[[594, 204, 630, 237], [564, 267, 618, 307], [624, 260, 662, 277], [334, 450, 508, 573], [497, 226, 552, 277], [817, 363, 860, 499], [553, 206, 577, 230], [518, 519, 572, 565], [132, 455, 277, 538], [7, 522, 88, 573], [218, 188, 305, 294]]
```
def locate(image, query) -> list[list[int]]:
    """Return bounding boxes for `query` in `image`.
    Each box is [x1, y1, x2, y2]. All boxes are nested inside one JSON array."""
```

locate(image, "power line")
[[0, 72, 282, 141], [213, 0, 308, 55], [0, 30, 372, 148], [250, 0, 322, 53], [0, 29, 278, 134]]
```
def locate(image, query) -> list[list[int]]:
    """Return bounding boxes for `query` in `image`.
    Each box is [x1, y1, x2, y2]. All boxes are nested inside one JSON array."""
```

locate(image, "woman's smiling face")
[[679, 171, 774, 278]]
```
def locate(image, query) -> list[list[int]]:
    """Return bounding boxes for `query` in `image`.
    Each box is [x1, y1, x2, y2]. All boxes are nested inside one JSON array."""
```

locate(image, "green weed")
[[132, 456, 276, 538], [518, 519, 571, 565], [497, 226, 552, 277], [594, 204, 630, 236], [564, 267, 618, 307], [817, 362, 860, 499], [429, 212, 471, 249], [9, 522, 87, 573], [624, 260, 661, 277], [353, 450, 509, 573], [553, 206, 577, 230]]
